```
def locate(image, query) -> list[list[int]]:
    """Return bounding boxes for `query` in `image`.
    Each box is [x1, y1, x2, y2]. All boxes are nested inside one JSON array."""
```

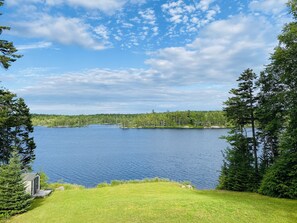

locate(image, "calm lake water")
[[33, 125, 229, 189]]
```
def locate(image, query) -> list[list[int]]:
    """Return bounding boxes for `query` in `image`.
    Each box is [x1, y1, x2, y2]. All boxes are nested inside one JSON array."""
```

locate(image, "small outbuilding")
[[22, 173, 40, 196]]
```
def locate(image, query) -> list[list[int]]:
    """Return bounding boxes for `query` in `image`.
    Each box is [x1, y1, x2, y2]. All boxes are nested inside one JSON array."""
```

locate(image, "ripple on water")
[[33, 126, 228, 189]]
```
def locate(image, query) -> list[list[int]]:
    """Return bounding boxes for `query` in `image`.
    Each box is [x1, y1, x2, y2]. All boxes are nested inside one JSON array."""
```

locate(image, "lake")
[[33, 125, 229, 189]]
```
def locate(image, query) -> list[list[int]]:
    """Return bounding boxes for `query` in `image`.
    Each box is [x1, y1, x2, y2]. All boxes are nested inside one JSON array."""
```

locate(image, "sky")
[[0, 0, 291, 114]]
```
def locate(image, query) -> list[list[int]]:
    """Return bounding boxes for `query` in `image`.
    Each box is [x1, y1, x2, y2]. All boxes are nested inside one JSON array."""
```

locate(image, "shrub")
[[259, 151, 297, 199]]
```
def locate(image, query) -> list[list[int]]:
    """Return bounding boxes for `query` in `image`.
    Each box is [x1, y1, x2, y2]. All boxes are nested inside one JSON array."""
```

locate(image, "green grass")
[[7, 182, 297, 223]]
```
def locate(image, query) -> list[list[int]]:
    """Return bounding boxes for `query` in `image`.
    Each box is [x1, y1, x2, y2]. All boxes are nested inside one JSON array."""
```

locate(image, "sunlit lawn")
[[7, 182, 297, 223]]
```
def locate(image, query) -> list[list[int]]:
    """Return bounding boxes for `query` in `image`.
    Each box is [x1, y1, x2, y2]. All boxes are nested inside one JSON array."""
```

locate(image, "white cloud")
[[48, 0, 127, 14], [161, 0, 220, 36], [3, 0, 292, 114], [138, 8, 159, 37], [7, 0, 42, 5], [94, 25, 109, 40], [17, 41, 53, 51], [146, 14, 280, 84], [197, 0, 214, 12], [249, 0, 288, 15], [9, 13, 284, 114], [8, 0, 146, 14], [162, 0, 187, 24], [139, 8, 156, 26], [13, 14, 106, 50], [10, 67, 229, 114]]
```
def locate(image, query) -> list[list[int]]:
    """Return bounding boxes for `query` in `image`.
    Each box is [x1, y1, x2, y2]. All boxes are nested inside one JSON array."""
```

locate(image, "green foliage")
[[97, 178, 171, 188], [0, 0, 22, 70], [220, 2, 297, 197], [48, 182, 85, 191], [32, 111, 228, 129], [218, 130, 257, 191], [224, 69, 257, 127], [96, 181, 109, 188], [0, 89, 36, 170], [258, 0, 297, 199], [256, 69, 285, 176], [38, 171, 49, 189], [110, 180, 122, 186], [288, 0, 297, 18], [218, 69, 259, 192], [0, 151, 32, 218], [259, 150, 297, 199]]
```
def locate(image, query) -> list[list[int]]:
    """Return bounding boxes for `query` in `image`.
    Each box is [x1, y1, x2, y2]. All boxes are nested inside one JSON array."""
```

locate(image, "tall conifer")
[[0, 89, 36, 170], [218, 69, 259, 191], [259, 0, 297, 199], [0, 151, 32, 218]]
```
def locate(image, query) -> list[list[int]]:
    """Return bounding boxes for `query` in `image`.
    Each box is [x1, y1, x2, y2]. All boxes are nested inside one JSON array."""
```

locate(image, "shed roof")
[[22, 173, 38, 181]]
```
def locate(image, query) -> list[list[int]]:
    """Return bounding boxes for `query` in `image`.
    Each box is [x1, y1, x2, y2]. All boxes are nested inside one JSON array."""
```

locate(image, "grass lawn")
[[6, 182, 297, 223]]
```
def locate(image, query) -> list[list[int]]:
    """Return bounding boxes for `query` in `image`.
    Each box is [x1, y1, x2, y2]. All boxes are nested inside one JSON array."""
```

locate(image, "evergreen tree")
[[0, 0, 21, 70], [218, 129, 257, 191], [224, 69, 258, 173], [256, 69, 285, 176], [218, 69, 259, 191], [0, 150, 32, 218], [0, 89, 36, 170], [259, 0, 297, 199]]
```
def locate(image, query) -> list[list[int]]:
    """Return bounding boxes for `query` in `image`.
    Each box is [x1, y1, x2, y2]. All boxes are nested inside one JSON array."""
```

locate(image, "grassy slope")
[[8, 182, 297, 223]]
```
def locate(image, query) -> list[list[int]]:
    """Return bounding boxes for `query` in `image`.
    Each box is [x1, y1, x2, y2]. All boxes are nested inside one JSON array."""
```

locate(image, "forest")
[[31, 111, 229, 128]]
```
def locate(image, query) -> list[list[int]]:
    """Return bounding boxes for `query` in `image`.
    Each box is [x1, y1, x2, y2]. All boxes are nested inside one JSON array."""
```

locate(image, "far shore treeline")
[[31, 111, 229, 128]]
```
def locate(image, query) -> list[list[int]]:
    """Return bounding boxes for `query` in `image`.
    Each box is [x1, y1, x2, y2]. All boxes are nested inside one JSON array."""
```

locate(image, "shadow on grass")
[[0, 197, 48, 222], [28, 196, 48, 211]]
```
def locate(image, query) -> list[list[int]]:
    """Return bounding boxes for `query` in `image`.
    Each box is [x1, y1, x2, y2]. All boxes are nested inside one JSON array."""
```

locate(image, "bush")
[[259, 151, 297, 199], [38, 171, 49, 189], [0, 152, 32, 218], [96, 178, 172, 188]]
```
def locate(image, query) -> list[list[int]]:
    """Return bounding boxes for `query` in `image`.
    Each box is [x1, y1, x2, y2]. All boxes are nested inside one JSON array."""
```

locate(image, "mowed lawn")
[[7, 182, 297, 223]]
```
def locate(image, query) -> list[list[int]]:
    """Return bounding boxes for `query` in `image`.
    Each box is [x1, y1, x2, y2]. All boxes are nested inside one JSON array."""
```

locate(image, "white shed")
[[22, 173, 40, 196]]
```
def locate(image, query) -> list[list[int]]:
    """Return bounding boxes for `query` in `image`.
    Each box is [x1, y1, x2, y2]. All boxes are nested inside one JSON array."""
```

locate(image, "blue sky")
[[0, 0, 291, 114]]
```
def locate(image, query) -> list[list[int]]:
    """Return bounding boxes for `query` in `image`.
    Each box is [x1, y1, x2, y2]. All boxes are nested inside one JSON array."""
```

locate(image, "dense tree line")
[[218, 0, 297, 199], [32, 111, 229, 128]]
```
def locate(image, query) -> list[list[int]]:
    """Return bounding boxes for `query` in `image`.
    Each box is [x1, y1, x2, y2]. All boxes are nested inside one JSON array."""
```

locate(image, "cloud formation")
[[13, 14, 106, 50], [12, 67, 228, 114], [8, 0, 146, 14], [17, 41, 53, 51], [2, 0, 291, 114], [11, 10, 284, 114], [249, 0, 288, 15], [146, 14, 279, 84], [161, 0, 220, 35]]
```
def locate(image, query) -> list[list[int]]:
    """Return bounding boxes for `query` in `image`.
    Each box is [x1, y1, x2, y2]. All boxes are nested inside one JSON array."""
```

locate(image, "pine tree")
[[0, 150, 32, 218], [218, 69, 259, 191], [259, 0, 297, 199], [224, 69, 259, 173], [218, 129, 257, 191], [256, 69, 285, 177], [0, 89, 36, 170], [0, 0, 21, 70]]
